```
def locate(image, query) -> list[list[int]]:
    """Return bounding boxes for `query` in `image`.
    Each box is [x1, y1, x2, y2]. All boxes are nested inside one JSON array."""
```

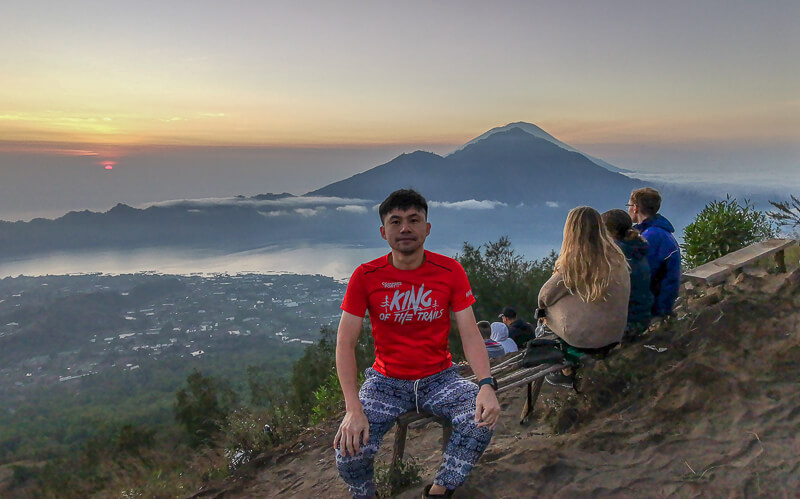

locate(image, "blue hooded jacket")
[[616, 237, 654, 327], [635, 214, 681, 316]]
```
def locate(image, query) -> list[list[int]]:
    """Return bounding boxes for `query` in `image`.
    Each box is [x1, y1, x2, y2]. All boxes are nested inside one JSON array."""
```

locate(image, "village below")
[[0, 272, 345, 466]]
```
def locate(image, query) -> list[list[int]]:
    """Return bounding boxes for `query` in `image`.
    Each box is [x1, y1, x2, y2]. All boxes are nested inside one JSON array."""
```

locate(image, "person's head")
[[628, 187, 661, 224], [490, 322, 509, 342], [378, 189, 431, 256], [602, 209, 635, 241], [498, 306, 516, 326], [477, 320, 492, 339], [555, 206, 627, 302]]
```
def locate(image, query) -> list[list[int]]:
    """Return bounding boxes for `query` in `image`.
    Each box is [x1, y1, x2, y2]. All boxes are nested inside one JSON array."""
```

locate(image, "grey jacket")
[[537, 263, 630, 349]]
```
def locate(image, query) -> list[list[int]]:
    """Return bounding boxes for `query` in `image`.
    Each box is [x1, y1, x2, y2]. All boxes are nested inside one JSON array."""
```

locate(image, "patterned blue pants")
[[335, 366, 493, 499]]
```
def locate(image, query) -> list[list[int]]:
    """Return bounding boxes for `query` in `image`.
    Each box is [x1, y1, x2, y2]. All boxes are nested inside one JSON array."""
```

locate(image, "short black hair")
[[378, 189, 428, 223], [500, 306, 517, 319]]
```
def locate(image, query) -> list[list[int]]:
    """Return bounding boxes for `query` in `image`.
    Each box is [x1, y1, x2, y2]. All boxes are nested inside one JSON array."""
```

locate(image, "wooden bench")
[[683, 238, 797, 285], [390, 352, 571, 470]]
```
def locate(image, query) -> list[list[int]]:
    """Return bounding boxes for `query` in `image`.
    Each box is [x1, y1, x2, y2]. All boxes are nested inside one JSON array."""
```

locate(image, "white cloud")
[[143, 195, 372, 210], [545, 201, 559, 208], [336, 205, 368, 214], [295, 207, 326, 217], [429, 200, 507, 210], [258, 210, 286, 217]]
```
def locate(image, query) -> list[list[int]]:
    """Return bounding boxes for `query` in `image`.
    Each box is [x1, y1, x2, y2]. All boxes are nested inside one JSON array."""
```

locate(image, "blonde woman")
[[538, 206, 630, 387]]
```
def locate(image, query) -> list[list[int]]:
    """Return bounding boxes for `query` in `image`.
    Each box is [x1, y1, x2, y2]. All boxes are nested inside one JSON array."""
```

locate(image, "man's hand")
[[333, 409, 370, 457], [474, 385, 501, 429]]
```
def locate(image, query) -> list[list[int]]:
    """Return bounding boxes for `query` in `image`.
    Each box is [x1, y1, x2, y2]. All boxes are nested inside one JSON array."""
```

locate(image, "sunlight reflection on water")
[[0, 243, 558, 280]]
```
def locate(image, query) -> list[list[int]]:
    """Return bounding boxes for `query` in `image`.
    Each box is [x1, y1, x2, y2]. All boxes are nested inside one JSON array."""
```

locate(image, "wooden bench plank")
[[683, 238, 797, 284]]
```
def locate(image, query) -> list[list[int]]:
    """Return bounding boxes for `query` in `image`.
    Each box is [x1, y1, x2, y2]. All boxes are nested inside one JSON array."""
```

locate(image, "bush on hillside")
[[310, 371, 346, 424], [174, 370, 238, 447], [457, 237, 557, 321], [288, 325, 374, 416], [682, 196, 776, 269]]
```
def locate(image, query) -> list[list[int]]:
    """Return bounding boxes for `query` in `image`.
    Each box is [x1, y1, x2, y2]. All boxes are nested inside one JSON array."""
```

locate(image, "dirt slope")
[[205, 268, 800, 498]]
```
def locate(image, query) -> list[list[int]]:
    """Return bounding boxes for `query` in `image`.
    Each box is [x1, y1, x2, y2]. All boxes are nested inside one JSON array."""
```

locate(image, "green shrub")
[[310, 371, 345, 425], [682, 196, 776, 268]]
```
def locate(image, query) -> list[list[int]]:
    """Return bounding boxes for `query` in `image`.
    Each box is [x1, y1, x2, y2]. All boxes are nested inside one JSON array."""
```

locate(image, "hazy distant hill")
[[0, 123, 705, 261]]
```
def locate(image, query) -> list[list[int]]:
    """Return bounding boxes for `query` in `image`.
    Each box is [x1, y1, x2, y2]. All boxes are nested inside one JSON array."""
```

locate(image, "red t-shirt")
[[341, 250, 476, 380]]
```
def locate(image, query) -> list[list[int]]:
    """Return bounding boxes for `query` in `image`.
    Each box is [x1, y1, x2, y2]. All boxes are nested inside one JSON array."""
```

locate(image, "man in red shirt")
[[334, 189, 500, 499]]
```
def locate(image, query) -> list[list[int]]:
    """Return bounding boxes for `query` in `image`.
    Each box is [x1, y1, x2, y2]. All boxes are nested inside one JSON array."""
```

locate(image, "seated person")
[[477, 320, 505, 359], [627, 187, 681, 318], [602, 209, 654, 340], [490, 321, 518, 354], [498, 306, 535, 348], [538, 207, 630, 387]]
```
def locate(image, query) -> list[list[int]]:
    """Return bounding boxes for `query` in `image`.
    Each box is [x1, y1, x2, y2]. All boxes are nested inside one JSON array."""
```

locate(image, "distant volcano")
[[307, 125, 640, 206]]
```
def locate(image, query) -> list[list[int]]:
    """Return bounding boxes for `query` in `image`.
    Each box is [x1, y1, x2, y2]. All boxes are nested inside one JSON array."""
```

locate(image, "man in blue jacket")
[[627, 188, 681, 317]]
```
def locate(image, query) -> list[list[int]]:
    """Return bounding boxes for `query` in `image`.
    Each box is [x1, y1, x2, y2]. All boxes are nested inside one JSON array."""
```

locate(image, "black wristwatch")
[[477, 376, 498, 391]]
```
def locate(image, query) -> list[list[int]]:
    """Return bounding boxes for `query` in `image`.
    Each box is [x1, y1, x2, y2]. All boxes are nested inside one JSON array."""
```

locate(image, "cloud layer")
[[429, 200, 507, 210]]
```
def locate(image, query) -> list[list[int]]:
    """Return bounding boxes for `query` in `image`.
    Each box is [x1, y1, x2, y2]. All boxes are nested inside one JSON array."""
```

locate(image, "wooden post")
[[391, 422, 408, 472], [519, 377, 546, 424], [519, 381, 533, 424], [775, 249, 787, 273], [530, 377, 545, 417]]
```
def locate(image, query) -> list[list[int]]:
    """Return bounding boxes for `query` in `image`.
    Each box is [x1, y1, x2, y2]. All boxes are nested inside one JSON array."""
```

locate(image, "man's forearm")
[[461, 331, 492, 380], [336, 344, 363, 412]]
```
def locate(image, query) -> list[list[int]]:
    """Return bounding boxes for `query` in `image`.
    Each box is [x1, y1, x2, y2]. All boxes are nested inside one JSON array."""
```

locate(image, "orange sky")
[[1, 1, 798, 154]]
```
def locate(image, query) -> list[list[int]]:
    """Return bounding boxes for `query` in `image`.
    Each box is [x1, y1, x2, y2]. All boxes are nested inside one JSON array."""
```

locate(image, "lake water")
[[0, 243, 557, 280]]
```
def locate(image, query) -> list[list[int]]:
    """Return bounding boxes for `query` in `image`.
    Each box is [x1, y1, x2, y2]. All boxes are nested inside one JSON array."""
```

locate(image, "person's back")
[[628, 188, 681, 317], [537, 206, 630, 387], [538, 207, 630, 349], [538, 262, 630, 348], [602, 209, 654, 338], [498, 307, 534, 348]]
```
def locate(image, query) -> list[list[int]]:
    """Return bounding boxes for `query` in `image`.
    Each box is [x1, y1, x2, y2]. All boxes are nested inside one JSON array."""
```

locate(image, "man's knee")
[[451, 415, 493, 443]]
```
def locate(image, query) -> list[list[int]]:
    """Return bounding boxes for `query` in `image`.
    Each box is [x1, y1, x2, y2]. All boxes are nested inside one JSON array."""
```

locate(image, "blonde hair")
[[554, 206, 627, 302]]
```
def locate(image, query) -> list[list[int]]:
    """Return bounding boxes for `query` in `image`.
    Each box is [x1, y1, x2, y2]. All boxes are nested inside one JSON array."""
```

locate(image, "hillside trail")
[[206, 267, 800, 498]]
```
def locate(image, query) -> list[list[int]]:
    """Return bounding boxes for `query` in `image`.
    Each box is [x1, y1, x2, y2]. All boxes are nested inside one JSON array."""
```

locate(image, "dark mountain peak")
[[393, 150, 443, 162], [108, 203, 136, 213], [450, 126, 567, 159], [491, 126, 532, 138], [454, 122, 630, 173], [500, 121, 554, 138]]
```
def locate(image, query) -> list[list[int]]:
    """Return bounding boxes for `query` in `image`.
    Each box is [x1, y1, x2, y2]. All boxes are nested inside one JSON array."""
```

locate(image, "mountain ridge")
[[0, 122, 704, 262]]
